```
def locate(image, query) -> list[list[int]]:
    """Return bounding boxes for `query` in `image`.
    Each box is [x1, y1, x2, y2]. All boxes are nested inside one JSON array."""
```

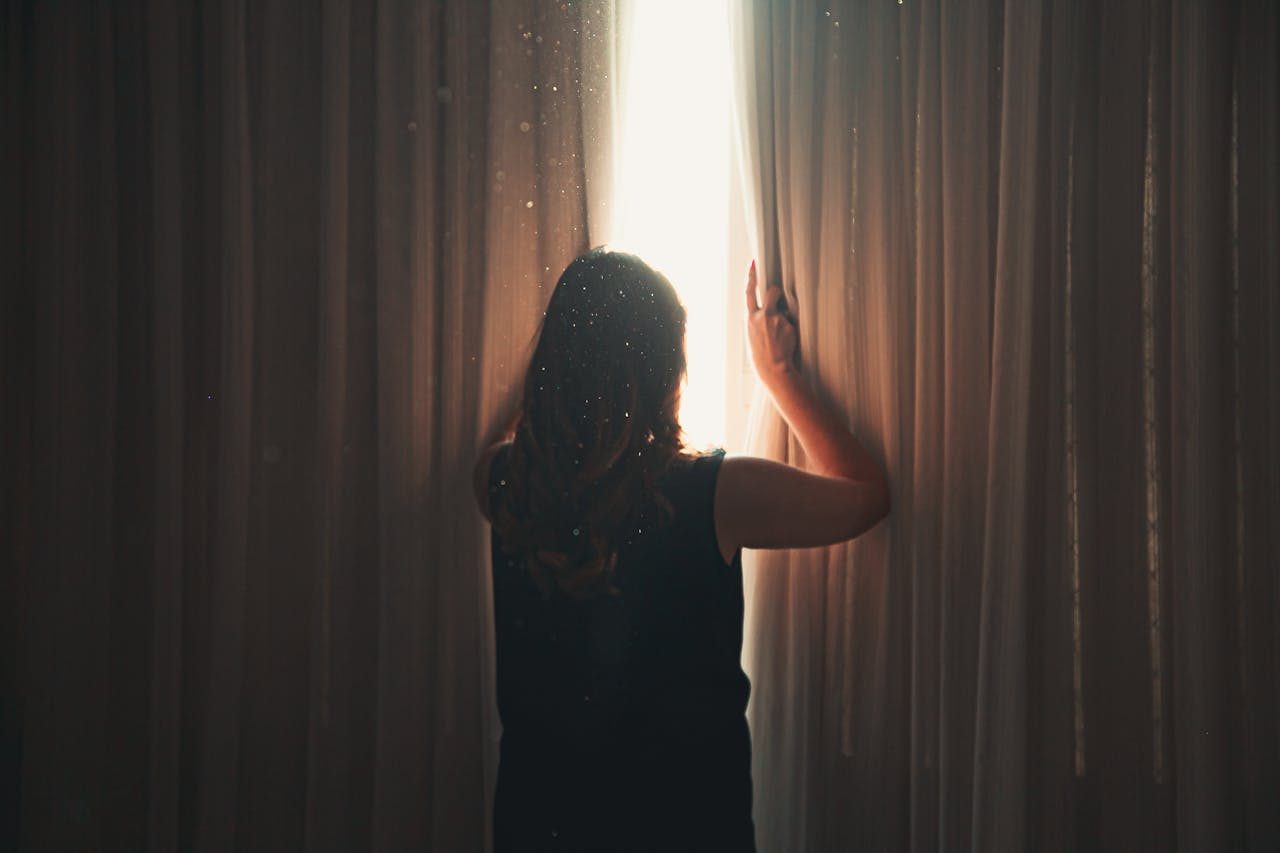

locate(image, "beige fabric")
[[730, 0, 1279, 849], [3, 2, 616, 849]]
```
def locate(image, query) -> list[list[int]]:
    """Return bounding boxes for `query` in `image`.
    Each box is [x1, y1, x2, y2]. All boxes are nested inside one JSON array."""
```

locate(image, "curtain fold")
[[2, 1, 616, 849], [730, 0, 1279, 850]]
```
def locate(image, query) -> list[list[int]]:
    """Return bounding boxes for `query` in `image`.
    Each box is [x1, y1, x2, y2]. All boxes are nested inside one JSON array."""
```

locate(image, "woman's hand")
[[745, 260, 799, 390]]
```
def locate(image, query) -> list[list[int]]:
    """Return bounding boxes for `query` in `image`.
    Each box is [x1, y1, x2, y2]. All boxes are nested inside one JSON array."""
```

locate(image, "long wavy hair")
[[492, 248, 691, 601]]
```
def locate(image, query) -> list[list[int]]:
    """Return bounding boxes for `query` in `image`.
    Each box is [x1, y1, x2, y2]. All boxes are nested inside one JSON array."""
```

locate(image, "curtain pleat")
[[3, 1, 616, 849], [195, 0, 258, 845], [731, 0, 1279, 849], [1167, 2, 1235, 847], [143, 0, 186, 847], [1233, 3, 1280, 847]]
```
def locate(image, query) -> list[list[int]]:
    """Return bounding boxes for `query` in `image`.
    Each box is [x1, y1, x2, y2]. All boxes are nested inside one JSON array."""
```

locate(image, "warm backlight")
[[612, 0, 732, 451]]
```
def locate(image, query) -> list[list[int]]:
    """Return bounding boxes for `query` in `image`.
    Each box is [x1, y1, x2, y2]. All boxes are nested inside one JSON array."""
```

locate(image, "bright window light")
[[612, 0, 733, 451]]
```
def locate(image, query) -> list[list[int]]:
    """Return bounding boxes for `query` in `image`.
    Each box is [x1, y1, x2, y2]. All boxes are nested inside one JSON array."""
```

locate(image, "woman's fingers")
[[762, 281, 785, 315], [770, 309, 797, 347], [745, 265, 801, 380], [773, 315, 793, 345], [748, 259, 792, 318], [747, 258, 793, 335]]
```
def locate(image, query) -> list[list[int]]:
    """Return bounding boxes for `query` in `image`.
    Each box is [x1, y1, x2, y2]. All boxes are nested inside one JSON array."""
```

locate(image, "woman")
[[473, 249, 890, 852]]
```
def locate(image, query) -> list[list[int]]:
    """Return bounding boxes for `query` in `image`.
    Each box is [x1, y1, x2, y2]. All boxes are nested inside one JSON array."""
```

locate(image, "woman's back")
[[488, 443, 756, 853], [477, 251, 889, 850]]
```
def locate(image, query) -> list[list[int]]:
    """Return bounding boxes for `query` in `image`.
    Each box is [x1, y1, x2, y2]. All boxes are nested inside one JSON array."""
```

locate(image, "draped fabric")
[[730, 1, 1279, 850], [1, 1, 616, 849]]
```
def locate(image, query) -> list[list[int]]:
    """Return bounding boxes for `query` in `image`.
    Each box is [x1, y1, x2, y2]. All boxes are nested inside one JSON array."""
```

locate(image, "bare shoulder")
[[473, 441, 513, 522], [714, 453, 889, 557]]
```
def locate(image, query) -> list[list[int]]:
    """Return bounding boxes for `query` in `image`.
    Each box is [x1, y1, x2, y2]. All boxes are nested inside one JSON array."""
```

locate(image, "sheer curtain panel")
[[730, 0, 1279, 850]]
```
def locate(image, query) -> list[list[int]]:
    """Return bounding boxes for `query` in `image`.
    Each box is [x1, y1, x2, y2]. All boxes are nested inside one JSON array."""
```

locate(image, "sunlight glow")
[[613, 0, 732, 451]]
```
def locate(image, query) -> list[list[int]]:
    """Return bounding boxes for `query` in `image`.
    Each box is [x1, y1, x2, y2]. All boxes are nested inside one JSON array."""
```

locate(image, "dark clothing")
[[488, 445, 756, 852]]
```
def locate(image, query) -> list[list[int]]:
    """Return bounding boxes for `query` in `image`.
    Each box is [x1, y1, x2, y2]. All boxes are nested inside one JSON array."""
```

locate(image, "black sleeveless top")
[[487, 444, 756, 852]]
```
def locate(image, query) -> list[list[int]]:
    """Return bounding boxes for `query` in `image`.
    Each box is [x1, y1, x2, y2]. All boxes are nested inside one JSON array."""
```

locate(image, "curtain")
[[1, 1, 616, 849], [731, 0, 1279, 850]]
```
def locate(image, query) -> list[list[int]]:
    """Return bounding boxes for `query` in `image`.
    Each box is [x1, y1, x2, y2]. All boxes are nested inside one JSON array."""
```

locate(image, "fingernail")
[[750, 259, 756, 272]]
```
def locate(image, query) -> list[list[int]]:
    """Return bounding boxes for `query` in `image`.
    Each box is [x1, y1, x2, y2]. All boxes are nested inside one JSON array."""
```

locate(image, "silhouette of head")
[[493, 247, 689, 599]]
